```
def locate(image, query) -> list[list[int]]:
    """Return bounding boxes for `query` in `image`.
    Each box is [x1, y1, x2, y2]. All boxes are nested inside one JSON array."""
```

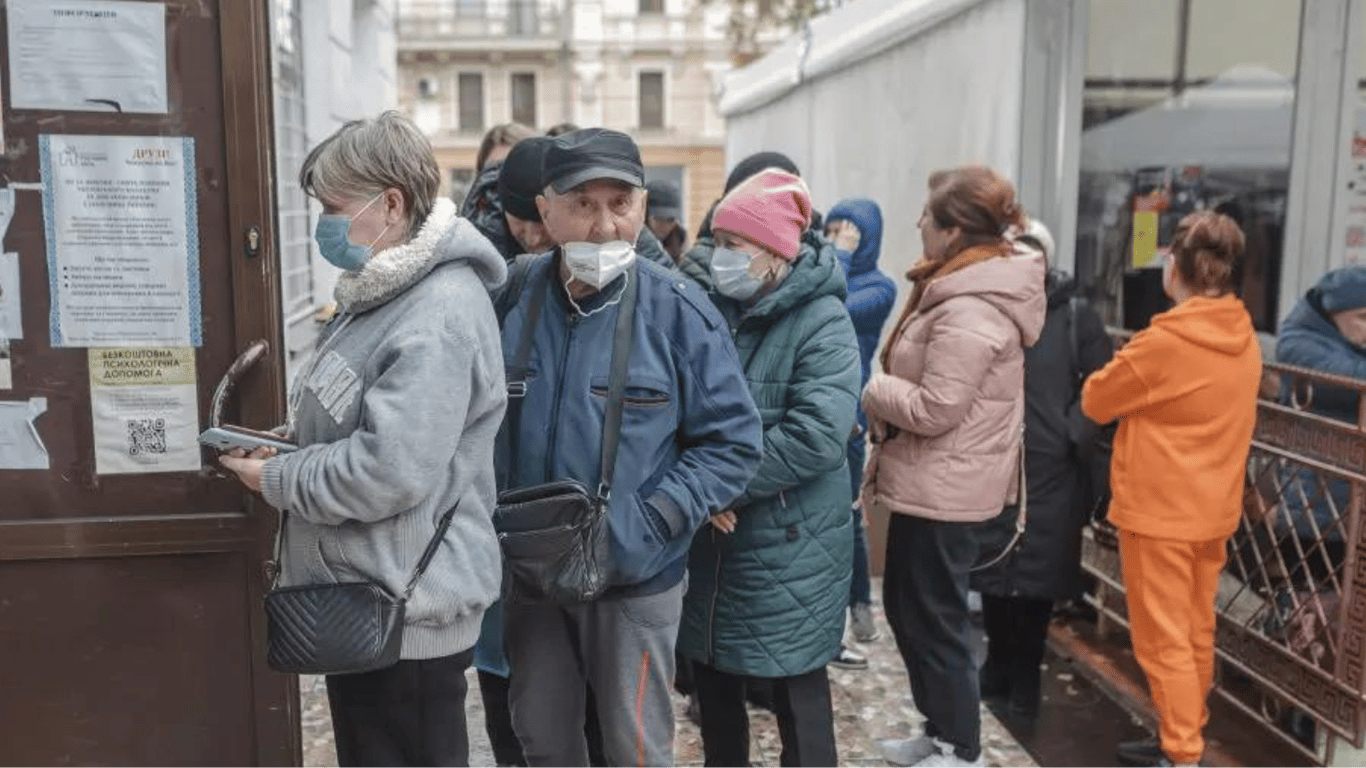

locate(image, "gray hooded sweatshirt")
[[261, 198, 508, 660]]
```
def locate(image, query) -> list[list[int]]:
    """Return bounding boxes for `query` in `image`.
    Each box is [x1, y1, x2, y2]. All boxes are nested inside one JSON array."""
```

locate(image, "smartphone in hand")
[[199, 425, 298, 454]]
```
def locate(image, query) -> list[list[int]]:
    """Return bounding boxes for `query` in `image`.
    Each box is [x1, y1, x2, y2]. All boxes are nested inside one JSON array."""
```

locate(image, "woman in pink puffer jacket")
[[862, 166, 1045, 768]]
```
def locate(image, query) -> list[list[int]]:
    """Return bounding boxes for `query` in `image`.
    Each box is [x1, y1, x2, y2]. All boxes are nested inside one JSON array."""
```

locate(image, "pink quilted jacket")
[[860, 248, 1046, 523]]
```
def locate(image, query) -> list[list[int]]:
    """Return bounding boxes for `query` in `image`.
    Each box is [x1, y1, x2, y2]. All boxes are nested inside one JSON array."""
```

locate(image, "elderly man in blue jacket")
[[497, 128, 763, 767]]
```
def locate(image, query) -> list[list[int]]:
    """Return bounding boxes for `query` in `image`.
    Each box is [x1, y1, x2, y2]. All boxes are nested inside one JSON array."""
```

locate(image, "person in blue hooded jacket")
[[1274, 267, 1366, 572], [824, 198, 897, 655]]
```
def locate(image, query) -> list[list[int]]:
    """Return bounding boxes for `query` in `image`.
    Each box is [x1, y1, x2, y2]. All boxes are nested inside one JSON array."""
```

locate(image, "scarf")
[[879, 242, 1010, 372]]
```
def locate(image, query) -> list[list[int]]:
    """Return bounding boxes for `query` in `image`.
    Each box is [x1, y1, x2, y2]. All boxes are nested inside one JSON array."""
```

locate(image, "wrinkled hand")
[[219, 446, 278, 493], [710, 510, 737, 534]]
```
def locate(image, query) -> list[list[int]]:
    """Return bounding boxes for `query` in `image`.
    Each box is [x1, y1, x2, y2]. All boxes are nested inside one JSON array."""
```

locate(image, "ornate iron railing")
[[1081, 342, 1366, 765]]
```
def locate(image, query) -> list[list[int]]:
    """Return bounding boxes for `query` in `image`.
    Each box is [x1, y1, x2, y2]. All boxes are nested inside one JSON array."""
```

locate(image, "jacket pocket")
[[589, 374, 672, 408]]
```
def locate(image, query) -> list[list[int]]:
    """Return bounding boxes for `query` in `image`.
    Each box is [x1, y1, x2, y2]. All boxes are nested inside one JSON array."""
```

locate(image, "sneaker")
[[830, 645, 868, 671], [1116, 736, 1163, 766], [911, 739, 984, 767], [851, 602, 881, 642], [880, 735, 937, 766]]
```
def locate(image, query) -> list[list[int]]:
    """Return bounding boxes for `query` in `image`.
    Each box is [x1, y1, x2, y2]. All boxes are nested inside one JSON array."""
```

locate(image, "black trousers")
[[692, 660, 838, 767], [883, 513, 982, 762], [326, 649, 474, 767], [981, 594, 1053, 685]]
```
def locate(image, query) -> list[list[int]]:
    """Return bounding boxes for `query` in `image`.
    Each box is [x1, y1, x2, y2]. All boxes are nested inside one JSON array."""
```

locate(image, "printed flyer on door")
[[88, 347, 200, 475]]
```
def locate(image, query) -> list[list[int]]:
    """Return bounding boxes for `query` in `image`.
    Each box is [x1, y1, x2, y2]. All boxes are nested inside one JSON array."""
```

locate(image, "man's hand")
[[709, 509, 737, 534], [219, 446, 278, 494]]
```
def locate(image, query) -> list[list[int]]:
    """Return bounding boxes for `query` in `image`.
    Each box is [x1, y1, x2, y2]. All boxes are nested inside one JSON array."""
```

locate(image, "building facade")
[[269, 0, 399, 384], [395, 0, 743, 238]]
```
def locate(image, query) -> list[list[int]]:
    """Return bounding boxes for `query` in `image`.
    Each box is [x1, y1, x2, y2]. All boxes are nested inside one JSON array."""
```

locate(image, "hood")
[[1282, 291, 1351, 349], [1151, 295, 1256, 357], [742, 237, 847, 321], [334, 198, 508, 313], [1045, 269, 1078, 309], [460, 162, 502, 220], [826, 198, 883, 277], [921, 251, 1047, 346]]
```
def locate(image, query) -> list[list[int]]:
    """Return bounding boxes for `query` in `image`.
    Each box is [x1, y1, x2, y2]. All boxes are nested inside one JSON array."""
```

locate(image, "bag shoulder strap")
[[496, 253, 540, 328], [269, 501, 461, 603], [598, 266, 639, 502]]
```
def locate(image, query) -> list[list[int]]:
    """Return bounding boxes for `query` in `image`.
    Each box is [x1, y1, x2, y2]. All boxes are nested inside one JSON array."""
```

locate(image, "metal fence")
[[1081, 352, 1366, 765]]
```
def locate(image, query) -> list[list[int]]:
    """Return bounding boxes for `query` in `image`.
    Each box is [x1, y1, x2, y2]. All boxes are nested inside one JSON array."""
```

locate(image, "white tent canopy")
[[1080, 64, 1295, 172]]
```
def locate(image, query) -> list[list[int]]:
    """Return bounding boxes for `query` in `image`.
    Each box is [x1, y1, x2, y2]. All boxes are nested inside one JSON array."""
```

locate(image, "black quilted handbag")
[[263, 503, 459, 675], [494, 266, 636, 604]]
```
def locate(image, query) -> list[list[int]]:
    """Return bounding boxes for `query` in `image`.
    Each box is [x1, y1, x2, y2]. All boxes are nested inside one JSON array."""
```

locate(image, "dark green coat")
[[677, 240, 860, 678]]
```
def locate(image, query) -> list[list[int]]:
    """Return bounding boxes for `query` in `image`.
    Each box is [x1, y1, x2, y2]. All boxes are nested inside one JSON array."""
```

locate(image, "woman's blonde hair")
[[299, 111, 440, 239]]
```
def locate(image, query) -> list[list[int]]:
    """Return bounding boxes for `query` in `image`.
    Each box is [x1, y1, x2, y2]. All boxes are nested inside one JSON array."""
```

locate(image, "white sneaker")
[[911, 739, 984, 767], [880, 735, 937, 766]]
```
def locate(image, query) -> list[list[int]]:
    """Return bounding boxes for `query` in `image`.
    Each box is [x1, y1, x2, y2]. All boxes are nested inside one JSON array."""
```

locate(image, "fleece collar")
[[334, 198, 461, 312]]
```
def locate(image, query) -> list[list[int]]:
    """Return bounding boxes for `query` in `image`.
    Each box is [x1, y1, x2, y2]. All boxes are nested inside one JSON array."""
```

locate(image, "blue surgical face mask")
[[315, 193, 389, 271], [711, 246, 764, 301]]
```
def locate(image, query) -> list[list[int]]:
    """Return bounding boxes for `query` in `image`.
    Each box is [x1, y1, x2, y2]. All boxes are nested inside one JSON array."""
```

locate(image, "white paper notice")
[[89, 347, 200, 474], [7, 0, 167, 114], [40, 134, 201, 347], [0, 253, 22, 340], [0, 342, 11, 390], [0, 397, 48, 469]]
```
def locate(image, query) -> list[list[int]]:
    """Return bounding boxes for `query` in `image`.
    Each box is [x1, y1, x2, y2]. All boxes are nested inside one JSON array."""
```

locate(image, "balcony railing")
[[1082, 335, 1366, 765], [397, 0, 561, 41]]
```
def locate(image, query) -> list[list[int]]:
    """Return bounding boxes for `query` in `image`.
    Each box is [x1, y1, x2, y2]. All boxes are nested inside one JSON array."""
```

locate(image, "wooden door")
[[0, 0, 296, 763]]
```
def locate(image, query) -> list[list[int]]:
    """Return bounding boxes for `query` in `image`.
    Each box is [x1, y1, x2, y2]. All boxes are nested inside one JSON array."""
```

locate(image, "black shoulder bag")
[[263, 503, 460, 675], [494, 267, 637, 604]]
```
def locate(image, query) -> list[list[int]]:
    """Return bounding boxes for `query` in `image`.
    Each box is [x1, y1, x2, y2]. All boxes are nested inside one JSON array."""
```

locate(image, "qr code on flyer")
[[126, 418, 167, 456]]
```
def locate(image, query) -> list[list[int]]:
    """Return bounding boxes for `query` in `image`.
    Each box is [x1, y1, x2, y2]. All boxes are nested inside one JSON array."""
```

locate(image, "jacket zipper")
[[544, 311, 578, 483], [707, 526, 723, 665]]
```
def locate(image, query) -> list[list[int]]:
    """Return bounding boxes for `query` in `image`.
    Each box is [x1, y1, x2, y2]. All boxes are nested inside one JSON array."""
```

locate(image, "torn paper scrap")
[[0, 397, 48, 469]]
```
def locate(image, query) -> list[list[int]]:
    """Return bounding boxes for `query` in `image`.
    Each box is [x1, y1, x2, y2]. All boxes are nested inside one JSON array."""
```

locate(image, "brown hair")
[[1170, 211, 1245, 294], [925, 166, 1025, 257], [475, 122, 536, 172]]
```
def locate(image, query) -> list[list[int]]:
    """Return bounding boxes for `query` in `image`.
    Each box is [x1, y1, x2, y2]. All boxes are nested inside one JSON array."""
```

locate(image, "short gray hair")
[[299, 111, 440, 239]]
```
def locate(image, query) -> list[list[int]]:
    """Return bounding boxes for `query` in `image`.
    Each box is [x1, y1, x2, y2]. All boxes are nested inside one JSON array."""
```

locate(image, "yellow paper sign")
[[1132, 211, 1159, 268]]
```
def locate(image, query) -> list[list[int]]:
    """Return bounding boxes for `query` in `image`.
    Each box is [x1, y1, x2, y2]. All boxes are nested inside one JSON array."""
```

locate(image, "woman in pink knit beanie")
[[677, 166, 862, 766]]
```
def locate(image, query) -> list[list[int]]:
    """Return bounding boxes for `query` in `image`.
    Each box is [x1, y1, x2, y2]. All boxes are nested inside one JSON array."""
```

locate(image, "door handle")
[[210, 340, 270, 428]]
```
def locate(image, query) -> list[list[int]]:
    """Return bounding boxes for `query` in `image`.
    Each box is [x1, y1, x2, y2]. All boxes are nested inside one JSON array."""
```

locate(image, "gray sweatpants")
[[505, 581, 683, 767]]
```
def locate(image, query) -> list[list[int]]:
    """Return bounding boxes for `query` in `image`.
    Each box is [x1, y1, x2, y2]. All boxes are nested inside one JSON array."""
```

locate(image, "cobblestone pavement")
[[302, 585, 1036, 767]]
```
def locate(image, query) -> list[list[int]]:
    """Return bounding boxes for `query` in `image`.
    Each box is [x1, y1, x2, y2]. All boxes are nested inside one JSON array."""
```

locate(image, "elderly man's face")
[[1334, 307, 1366, 348], [536, 179, 645, 246]]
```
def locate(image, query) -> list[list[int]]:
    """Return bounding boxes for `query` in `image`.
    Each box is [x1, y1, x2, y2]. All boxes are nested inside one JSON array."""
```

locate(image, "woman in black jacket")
[[971, 221, 1113, 718]]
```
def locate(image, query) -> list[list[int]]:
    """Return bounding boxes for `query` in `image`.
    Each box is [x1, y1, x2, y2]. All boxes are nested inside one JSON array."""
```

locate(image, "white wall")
[[723, 0, 1027, 309]]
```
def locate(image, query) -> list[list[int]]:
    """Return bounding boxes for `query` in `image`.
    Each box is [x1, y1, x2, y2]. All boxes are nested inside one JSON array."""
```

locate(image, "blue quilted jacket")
[[677, 239, 860, 677], [826, 199, 896, 434]]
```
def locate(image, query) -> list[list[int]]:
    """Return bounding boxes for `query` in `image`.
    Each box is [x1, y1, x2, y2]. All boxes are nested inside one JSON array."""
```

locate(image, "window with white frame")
[[459, 73, 486, 133], [638, 70, 665, 130], [511, 73, 537, 127], [271, 0, 315, 382], [639, 0, 664, 14]]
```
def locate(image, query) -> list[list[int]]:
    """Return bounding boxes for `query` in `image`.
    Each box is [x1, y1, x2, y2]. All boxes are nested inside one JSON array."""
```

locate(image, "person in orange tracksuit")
[[1082, 211, 1261, 768]]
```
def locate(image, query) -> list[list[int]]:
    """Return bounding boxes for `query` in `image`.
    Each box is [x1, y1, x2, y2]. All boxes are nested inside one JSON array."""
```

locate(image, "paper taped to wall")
[[0, 397, 48, 469]]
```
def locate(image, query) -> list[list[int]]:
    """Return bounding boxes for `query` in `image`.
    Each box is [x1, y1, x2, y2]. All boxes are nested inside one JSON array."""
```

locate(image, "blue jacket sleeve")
[[1277, 327, 1366, 381], [644, 310, 763, 538], [846, 275, 896, 333]]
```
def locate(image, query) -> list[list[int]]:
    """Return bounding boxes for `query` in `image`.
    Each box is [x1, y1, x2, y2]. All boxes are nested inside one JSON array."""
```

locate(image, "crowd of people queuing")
[[215, 108, 1361, 768]]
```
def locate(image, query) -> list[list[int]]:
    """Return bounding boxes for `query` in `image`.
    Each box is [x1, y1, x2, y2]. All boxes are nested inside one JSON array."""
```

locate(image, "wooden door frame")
[[220, 0, 297, 764]]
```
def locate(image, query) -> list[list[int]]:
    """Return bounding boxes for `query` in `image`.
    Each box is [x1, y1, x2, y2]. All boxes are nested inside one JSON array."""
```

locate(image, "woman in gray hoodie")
[[219, 112, 507, 767]]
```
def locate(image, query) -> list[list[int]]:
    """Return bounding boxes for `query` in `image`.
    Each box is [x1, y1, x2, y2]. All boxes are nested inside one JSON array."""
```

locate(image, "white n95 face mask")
[[711, 247, 764, 301], [562, 240, 636, 289]]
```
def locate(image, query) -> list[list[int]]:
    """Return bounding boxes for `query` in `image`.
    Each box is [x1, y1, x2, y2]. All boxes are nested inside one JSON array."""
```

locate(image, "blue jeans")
[[848, 436, 872, 606]]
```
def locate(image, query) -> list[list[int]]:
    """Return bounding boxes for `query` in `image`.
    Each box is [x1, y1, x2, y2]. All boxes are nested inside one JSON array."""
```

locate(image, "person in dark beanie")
[[497, 136, 557, 257], [646, 179, 688, 263]]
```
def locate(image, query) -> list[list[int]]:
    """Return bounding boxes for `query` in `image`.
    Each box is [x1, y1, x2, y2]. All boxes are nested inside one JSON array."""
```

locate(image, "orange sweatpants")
[[1119, 530, 1227, 766]]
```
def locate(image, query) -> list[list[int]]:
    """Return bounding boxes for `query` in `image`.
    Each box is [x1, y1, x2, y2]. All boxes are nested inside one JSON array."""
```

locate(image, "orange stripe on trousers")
[[635, 651, 651, 767]]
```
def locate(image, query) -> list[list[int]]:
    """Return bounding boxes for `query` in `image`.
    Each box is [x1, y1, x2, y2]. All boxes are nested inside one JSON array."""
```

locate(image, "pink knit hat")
[[711, 169, 813, 260]]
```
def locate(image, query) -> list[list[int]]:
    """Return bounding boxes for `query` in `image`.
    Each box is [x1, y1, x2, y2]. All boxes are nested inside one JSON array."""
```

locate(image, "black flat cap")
[[543, 128, 644, 194], [498, 136, 553, 222]]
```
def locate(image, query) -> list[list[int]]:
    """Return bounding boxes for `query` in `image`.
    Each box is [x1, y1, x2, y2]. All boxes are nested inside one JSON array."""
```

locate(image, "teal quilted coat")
[[677, 240, 860, 678]]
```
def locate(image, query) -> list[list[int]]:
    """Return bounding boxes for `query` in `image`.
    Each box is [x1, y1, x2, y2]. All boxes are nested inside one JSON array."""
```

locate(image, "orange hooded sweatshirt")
[[1081, 295, 1261, 542]]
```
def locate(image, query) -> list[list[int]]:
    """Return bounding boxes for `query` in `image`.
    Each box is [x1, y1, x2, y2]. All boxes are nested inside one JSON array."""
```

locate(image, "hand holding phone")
[[199, 424, 298, 454]]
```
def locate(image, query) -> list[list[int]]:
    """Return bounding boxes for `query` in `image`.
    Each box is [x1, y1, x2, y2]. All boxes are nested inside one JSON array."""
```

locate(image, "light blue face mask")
[[711, 246, 764, 301], [315, 193, 389, 271]]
